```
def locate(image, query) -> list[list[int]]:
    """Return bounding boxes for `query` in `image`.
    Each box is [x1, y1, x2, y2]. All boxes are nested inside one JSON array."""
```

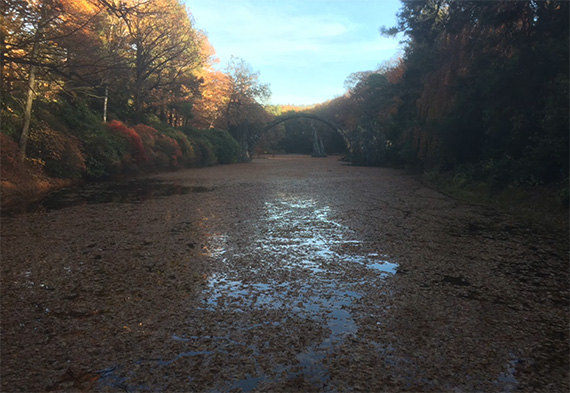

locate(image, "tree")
[[218, 56, 271, 160], [190, 68, 231, 129], [112, 0, 205, 122], [381, 0, 569, 185], [1, 0, 105, 161], [224, 56, 271, 127]]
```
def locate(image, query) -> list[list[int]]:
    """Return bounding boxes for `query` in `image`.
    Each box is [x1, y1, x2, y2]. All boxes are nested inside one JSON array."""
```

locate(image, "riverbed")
[[1, 155, 568, 392]]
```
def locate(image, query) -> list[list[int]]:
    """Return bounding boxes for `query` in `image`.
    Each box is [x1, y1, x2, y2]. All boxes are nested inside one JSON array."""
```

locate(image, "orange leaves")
[[190, 69, 232, 129], [196, 30, 217, 64], [108, 120, 148, 164], [385, 60, 405, 84], [60, 0, 102, 20]]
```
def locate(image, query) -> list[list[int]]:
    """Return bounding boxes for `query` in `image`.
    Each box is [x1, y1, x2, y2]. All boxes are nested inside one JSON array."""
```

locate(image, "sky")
[[184, 0, 404, 106]]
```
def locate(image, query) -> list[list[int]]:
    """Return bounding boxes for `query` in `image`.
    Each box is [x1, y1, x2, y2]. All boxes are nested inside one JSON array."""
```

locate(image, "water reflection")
[[495, 354, 520, 392], [97, 195, 399, 391], [197, 195, 398, 389], [1, 180, 210, 216]]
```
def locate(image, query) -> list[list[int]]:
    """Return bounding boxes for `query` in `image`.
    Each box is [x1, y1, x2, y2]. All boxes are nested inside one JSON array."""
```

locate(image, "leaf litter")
[[1, 155, 567, 392]]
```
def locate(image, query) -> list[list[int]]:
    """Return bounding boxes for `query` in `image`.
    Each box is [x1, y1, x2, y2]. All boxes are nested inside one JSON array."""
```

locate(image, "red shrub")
[[133, 124, 158, 147], [155, 134, 183, 169], [108, 120, 148, 164]]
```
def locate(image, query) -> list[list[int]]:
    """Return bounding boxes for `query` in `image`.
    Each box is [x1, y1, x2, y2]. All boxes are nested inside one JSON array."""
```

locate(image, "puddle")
[[369, 261, 399, 274], [97, 366, 145, 392], [234, 376, 266, 392], [494, 353, 520, 392], [1, 180, 210, 216]]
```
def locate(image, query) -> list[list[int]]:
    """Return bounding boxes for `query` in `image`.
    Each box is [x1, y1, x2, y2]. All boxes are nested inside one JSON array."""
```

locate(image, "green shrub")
[[0, 133, 21, 175], [164, 129, 196, 167], [154, 151, 171, 170], [189, 137, 216, 167], [0, 112, 20, 139], [82, 129, 127, 180], [205, 129, 242, 164], [182, 127, 241, 165], [32, 97, 129, 180]]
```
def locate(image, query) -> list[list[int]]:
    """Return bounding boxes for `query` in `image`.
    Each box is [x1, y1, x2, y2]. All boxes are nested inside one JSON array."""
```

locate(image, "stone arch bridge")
[[241, 113, 351, 159]]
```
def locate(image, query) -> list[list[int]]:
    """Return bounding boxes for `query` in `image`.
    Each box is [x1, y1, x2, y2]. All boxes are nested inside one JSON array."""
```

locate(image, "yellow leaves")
[[196, 30, 217, 65], [27, 157, 47, 167], [190, 69, 233, 129], [61, 0, 102, 16]]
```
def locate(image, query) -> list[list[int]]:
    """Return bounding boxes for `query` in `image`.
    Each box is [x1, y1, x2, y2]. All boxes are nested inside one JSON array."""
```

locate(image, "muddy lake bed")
[[1, 155, 568, 392]]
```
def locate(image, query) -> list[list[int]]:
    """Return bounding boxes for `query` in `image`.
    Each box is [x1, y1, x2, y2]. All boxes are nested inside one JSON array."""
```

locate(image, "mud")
[[1, 155, 568, 392]]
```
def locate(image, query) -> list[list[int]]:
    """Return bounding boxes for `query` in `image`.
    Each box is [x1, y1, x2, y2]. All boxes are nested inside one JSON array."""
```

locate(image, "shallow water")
[[205, 196, 394, 389], [1, 180, 209, 216], [2, 156, 567, 392], [94, 194, 399, 391]]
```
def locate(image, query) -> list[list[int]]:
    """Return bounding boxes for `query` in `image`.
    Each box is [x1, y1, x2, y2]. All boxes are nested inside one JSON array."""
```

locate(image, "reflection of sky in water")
[[96, 196, 402, 391], [95, 194, 522, 393], [197, 196, 399, 390], [202, 233, 227, 259]]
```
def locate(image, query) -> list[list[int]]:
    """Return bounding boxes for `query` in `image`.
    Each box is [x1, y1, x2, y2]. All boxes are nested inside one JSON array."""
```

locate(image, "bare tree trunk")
[[19, 5, 46, 163], [0, 21, 5, 134], [19, 43, 40, 163], [103, 85, 108, 123]]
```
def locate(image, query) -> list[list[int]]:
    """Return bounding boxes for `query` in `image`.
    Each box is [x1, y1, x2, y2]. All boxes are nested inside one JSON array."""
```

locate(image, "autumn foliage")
[[108, 120, 149, 165], [0, 0, 256, 201], [0, 134, 21, 180]]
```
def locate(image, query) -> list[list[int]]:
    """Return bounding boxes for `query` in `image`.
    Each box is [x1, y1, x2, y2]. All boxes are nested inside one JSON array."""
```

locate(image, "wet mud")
[[1, 155, 568, 392]]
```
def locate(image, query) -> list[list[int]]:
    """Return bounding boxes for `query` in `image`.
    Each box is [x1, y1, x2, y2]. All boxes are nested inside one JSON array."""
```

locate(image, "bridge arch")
[[249, 113, 351, 157]]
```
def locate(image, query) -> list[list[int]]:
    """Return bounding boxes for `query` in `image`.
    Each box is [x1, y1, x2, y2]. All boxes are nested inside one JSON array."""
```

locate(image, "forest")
[[1, 0, 568, 208], [301, 1, 568, 207]]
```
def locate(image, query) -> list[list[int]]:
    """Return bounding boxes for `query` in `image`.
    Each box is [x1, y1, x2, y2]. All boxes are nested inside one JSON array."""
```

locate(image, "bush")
[[133, 124, 159, 170], [27, 122, 86, 179], [82, 129, 127, 180], [189, 137, 216, 167], [33, 98, 128, 180], [0, 111, 21, 139], [108, 120, 148, 165], [164, 129, 197, 168], [182, 127, 241, 165], [154, 134, 183, 169], [0, 133, 21, 178], [205, 129, 242, 164], [133, 124, 159, 142]]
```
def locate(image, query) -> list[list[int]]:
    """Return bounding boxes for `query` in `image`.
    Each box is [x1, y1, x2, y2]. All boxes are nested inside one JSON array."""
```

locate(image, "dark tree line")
[[312, 1, 568, 202]]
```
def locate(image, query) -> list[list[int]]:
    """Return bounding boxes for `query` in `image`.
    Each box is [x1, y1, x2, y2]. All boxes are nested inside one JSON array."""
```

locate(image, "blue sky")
[[185, 0, 404, 106]]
